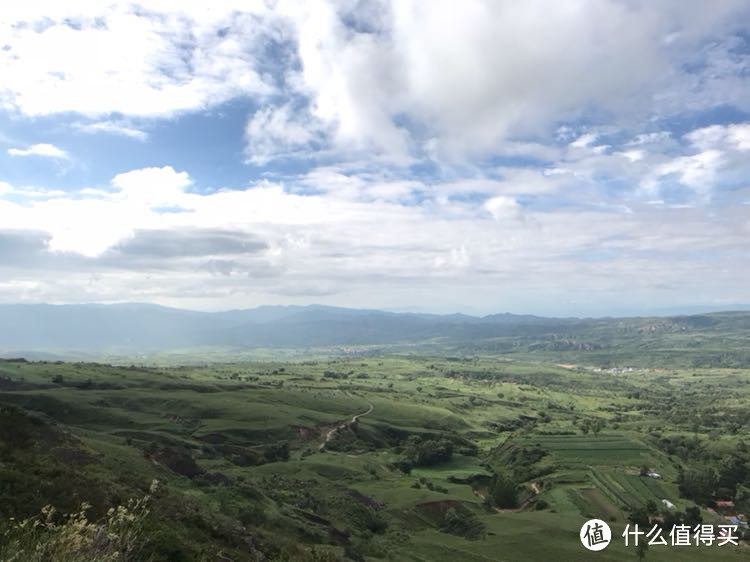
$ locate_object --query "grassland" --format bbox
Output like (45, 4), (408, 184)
(0, 355), (749, 560)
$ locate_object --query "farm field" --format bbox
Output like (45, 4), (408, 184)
(0, 355), (749, 560)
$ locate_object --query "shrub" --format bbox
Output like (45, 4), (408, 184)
(441, 507), (485, 540)
(402, 437), (453, 467)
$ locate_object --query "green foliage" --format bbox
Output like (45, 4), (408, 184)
(263, 440), (290, 462)
(627, 506), (650, 527)
(488, 472), (518, 509)
(1, 354), (749, 561)
(440, 507), (485, 540)
(0, 482), (156, 562)
(677, 467), (718, 504)
(717, 454), (749, 493)
(489, 442), (548, 482)
(402, 436), (453, 467)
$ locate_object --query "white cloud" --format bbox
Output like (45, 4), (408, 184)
(279, 0), (412, 160)
(570, 133), (599, 149)
(0, 2), (275, 117)
(0, 166), (192, 256)
(637, 123), (750, 200)
(627, 132), (672, 146)
(687, 123), (750, 152)
(245, 104), (321, 164)
(7, 143), (68, 158)
(659, 150), (724, 195)
(618, 149), (645, 162)
(728, 124), (750, 151)
(111, 166), (192, 207)
(1, 1), (747, 165)
(1, 165), (749, 314)
(433, 245), (471, 270)
(277, 0), (748, 161)
(74, 121), (148, 141)
(0, 2), (749, 314)
(484, 196), (520, 221)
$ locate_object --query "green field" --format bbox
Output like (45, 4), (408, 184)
(0, 355), (748, 560)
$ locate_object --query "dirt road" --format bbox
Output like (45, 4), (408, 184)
(319, 402), (373, 451)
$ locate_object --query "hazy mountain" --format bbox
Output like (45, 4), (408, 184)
(1, 303), (750, 356)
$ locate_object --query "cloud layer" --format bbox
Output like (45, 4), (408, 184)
(0, 1), (749, 315)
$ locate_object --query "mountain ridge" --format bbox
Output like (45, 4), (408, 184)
(2, 302), (750, 357)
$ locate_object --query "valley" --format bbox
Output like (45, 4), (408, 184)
(1, 354), (748, 560)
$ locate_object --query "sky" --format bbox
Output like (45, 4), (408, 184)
(0, 0), (749, 317)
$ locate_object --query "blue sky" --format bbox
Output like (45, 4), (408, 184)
(0, 0), (749, 316)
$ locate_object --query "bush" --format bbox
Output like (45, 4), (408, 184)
(263, 441), (290, 462)
(391, 459), (413, 474)
(441, 507), (485, 540)
(402, 437), (453, 467)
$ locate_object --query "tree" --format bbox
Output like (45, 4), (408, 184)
(718, 455), (749, 492)
(592, 419), (605, 434)
(683, 506), (702, 528)
(402, 437), (453, 467)
(628, 506), (650, 527)
(662, 509), (681, 530)
(678, 467), (718, 505)
(489, 472), (518, 509)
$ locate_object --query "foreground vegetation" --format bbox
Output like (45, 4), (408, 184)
(0, 354), (748, 560)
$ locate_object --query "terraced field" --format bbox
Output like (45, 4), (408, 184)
(518, 433), (653, 466)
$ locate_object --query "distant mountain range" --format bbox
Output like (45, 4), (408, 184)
(2, 303), (750, 360)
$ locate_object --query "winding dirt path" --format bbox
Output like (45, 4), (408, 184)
(319, 402), (374, 451)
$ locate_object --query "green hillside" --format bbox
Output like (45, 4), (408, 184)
(1, 355), (748, 560)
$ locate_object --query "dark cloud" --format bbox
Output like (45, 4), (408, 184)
(0, 230), (52, 266)
(109, 228), (268, 259)
(205, 259), (238, 276)
(0, 228), (269, 275)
